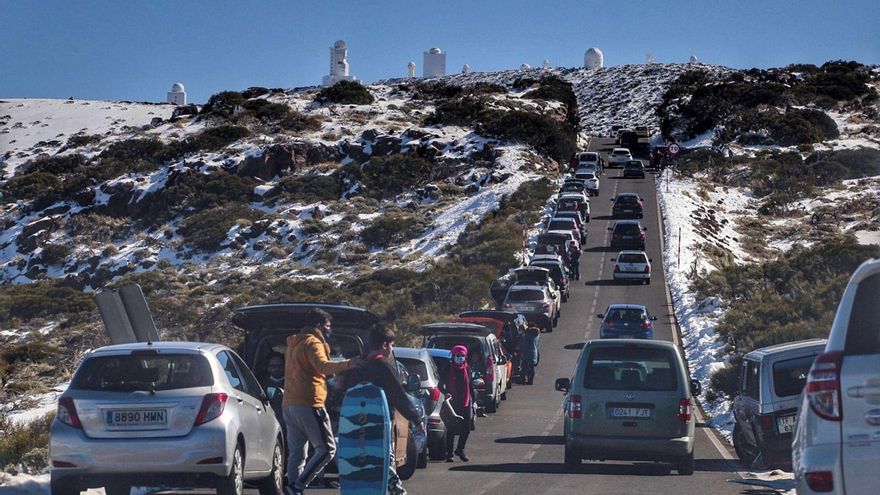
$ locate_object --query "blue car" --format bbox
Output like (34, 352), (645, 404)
(596, 304), (657, 339)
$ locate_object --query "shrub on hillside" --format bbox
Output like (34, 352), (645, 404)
(23, 154), (89, 175)
(62, 133), (102, 150)
(279, 111), (323, 133)
(523, 76), (580, 127)
(694, 236), (880, 352)
(136, 171), (257, 223)
(361, 154), (433, 199)
(424, 96), (487, 127)
(315, 81), (374, 105)
(0, 412), (53, 471)
(179, 204), (263, 251)
(181, 125), (250, 152)
(478, 110), (576, 162)
(266, 174), (341, 203)
(243, 99), (291, 122)
(360, 212), (429, 248)
(38, 244), (71, 265)
(0, 282), (94, 324)
(2, 172), (63, 201)
(201, 91), (247, 117)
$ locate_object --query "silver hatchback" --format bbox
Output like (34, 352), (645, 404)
(49, 342), (284, 495)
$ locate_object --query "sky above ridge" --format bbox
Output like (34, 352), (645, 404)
(2, 0), (879, 103)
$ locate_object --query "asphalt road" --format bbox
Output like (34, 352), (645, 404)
(398, 139), (747, 495)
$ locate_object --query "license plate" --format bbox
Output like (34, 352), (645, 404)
(777, 414), (797, 434)
(622, 235), (633, 239)
(609, 407), (651, 418)
(106, 409), (167, 427)
(623, 209), (632, 213)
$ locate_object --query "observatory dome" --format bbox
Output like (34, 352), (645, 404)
(584, 47), (604, 69)
(429, 47), (442, 54)
(334, 40), (347, 48)
(170, 82), (185, 93)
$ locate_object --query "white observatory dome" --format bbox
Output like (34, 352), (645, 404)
(462, 64), (471, 74)
(429, 47), (442, 54)
(521, 63), (532, 70)
(689, 54), (699, 64)
(334, 40), (347, 48)
(408, 61), (416, 68)
(170, 82), (185, 93)
(584, 47), (604, 69)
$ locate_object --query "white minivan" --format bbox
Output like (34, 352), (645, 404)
(792, 259), (880, 494)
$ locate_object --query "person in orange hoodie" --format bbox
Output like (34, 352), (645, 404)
(283, 308), (361, 495)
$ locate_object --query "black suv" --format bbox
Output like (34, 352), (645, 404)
(608, 220), (647, 251)
(611, 193), (644, 218)
(622, 160), (646, 179)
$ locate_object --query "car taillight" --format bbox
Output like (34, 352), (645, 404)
(678, 398), (692, 422)
(194, 393), (228, 426)
(569, 394), (582, 419)
(641, 321), (652, 330)
(561, 277), (568, 285)
(428, 418), (443, 425)
(427, 387), (441, 402)
(806, 351), (843, 421)
(613, 265), (620, 273)
(57, 397), (82, 429)
(639, 232), (646, 239)
(759, 413), (774, 433)
(643, 265), (650, 273)
(486, 357), (494, 382)
(503, 303), (513, 309)
(805, 471), (834, 492)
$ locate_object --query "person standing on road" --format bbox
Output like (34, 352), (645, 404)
(442, 345), (476, 462)
(567, 243), (581, 280)
(341, 324), (424, 495)
(283, 308), (362, 495)
(520, 325), (541, 385)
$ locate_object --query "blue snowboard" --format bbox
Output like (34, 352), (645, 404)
(338, 382), (391, 495)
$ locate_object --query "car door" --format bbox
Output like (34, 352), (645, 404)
(229, 350), (277, 472)
(735, 358), (762, 451)
(217, 350), (266, 473)
(839, 272), (880, 493)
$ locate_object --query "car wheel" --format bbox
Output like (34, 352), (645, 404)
(428, 433), (447, 461)
(50, 476), (79, 495)
(544, 322), (553, 333)
(485, 395), (497, 413)
(562, 293), (569, 303)
(564, 446), (580, 471)
(397, 430), (418, 480)
(104, 483), (131, 495)
(217, 443), (244, 495)
(553, 315), (559, 327)
(258, 438), (284, 495)
(733, 425), (757, 466)
(417, 446), (428, 469)
(677, 451), (695, 475)
(501, 389), (508, 400)
(644, 278), (650, 285)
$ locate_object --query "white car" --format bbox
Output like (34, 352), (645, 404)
(576, 152), (602, 171)
(611, 250), (652, 284)
(792, 259), (880, 495)
(573, 169), (600, 195)
(50, 342), (284, 495)
(608, 148), (633, 167)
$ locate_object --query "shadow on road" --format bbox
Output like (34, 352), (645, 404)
(450, 458), (741, 476)
(585, 279), (617, 286)
(589, 215), (616, 221)
(495, 435), (564, 445)
(584, 246), (615, 253)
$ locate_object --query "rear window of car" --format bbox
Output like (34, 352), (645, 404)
(844, 273), (880, 355)
(71, 353), (213, 391)
(548, 220), (575, 230)
(531, 263), (563, 279)
(616, 195), (638, 204)
(618, 253), (647, 263)
(612, 149), (629, 155)
(575, 173), (596, 180)
(605, 308), (647, 321)
(772, 355), (817, 397)
(579, 153), (597, 161)
(614, 224), (640, 234)
(507, 289), (544, 301)
(625, 162), (642, 168)
(398, 357), (430, 381)
(584, 347), (677, 391)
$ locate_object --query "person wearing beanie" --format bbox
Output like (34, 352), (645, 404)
(441, 345), (477, 462)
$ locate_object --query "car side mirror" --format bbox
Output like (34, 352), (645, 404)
(649, 258), (653, 262)
(651, 316), (657, 321)
(405, 374), (421, 393)
(642, 227), (648, 231)
(607, 227), (612, 231)
(609, 198), (615, 202)
(610, 258), (616, 262)
(555, 378), (570, 393)
(690, 379), (702, 397)
(596, 313), (604, 319)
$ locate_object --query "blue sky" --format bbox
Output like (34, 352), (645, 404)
(3, 0), (879, 103)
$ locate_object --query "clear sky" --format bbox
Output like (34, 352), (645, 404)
(3, 0), (879, 103)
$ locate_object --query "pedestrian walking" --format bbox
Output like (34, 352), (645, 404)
(441, 345), (477, 462)
(341, 324), (424, 495)
(282, 308), (362, 495)
(520, 325), (541, 385)
(567, 243), (581, 280)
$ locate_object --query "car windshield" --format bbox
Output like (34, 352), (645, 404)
(618, 253), (647, 263)
(398, 357), (430, 381)
(612, 150), (629, 155)
(772, 355), (816, 397)
(548, 220), (575, 231)
(605, 308), (647, 321)
(507, 289), (545, 301)
(71, 354), (214, 391)
(585, 347), (677, 391)
(617, 196), (638, 204)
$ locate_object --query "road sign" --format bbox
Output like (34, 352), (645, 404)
(667, 142), (681, 156)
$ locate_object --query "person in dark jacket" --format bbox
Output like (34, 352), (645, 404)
(567, 243), (581, 280)
(342, 324), (423, 495)
(259, 352), (286, 428)
(441, 345), (477, 462)
(519, 326), (541, 385)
